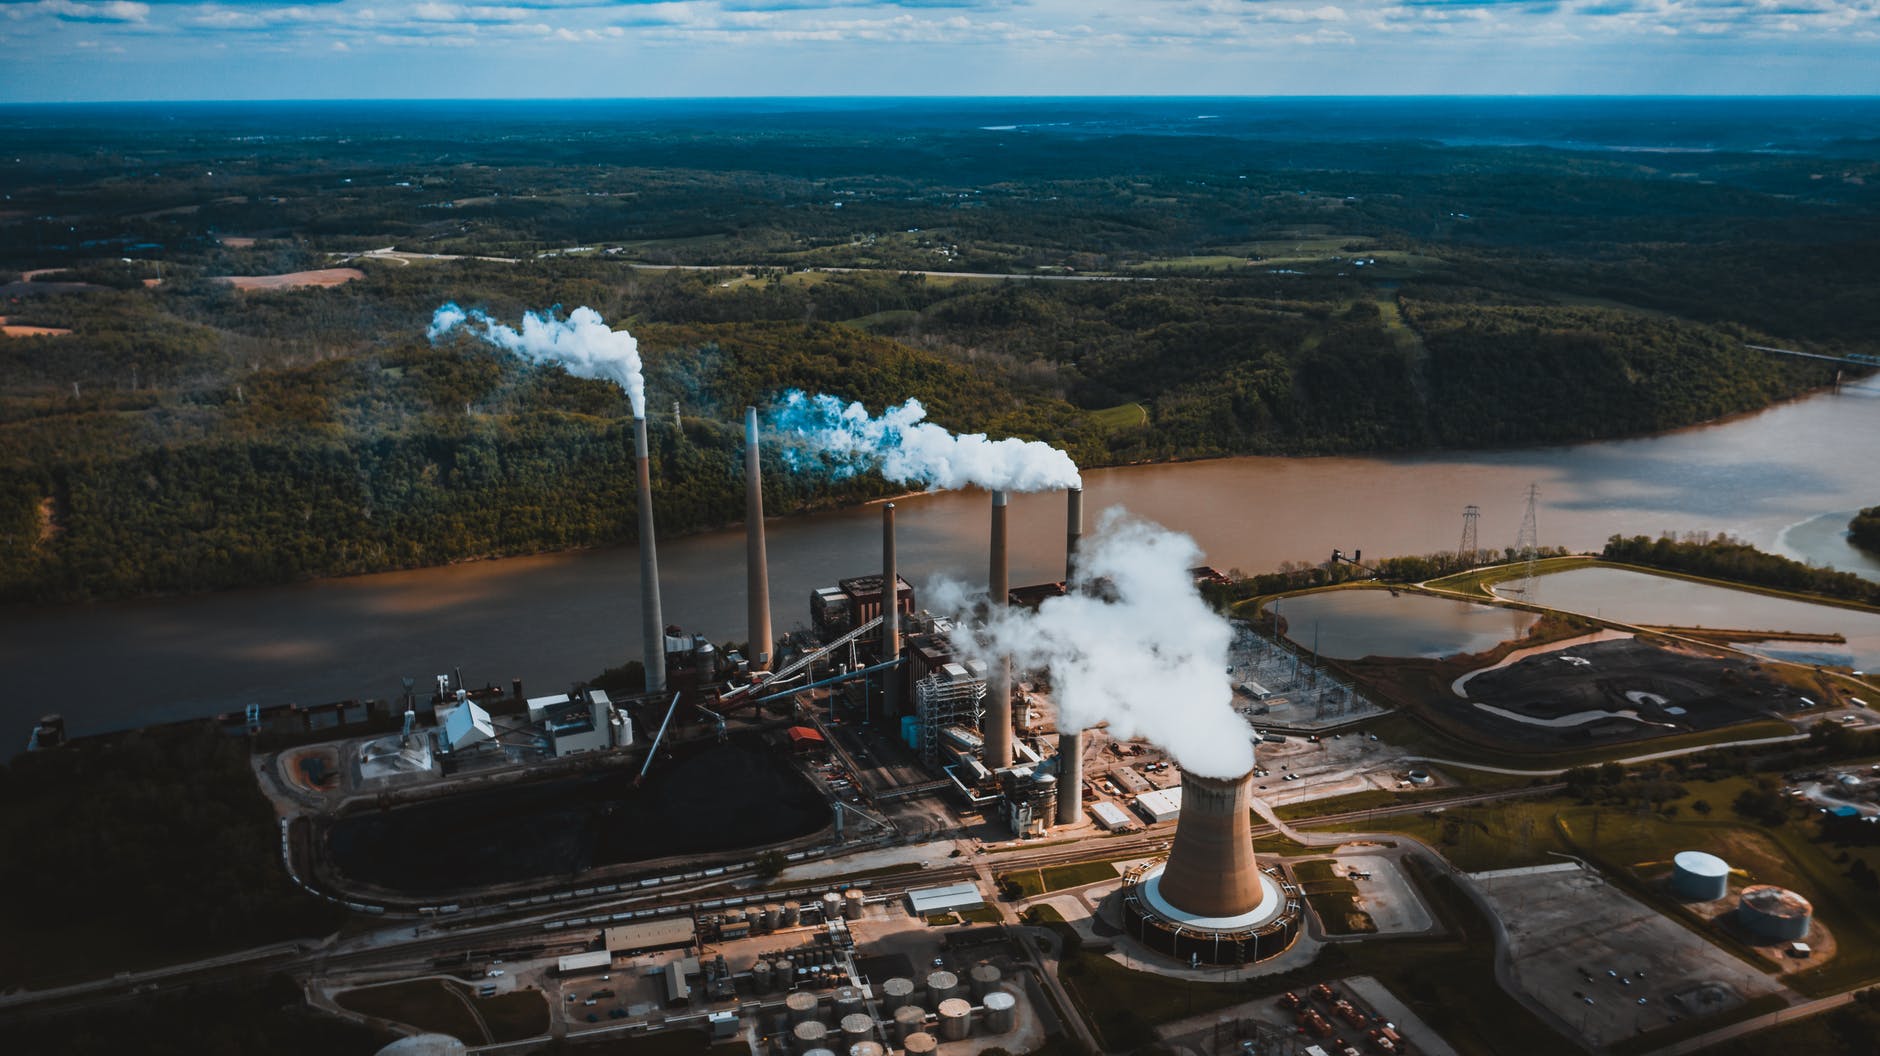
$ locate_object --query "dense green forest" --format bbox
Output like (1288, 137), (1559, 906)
(1852, 505), (1880, 556)
(1602, 533), (1880, 607)
(0, 723), (344, 988)
(1, 107), (1869, 601)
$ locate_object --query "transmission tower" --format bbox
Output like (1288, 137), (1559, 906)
(1458, 505), (1480, 567)
(1513, 483), (1540, 596)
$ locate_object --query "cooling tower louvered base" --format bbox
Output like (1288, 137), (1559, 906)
(1120, 861), (1303, 965)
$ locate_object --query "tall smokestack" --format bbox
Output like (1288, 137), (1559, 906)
(745, 407), (773, 671)
(882, 502), (901, 717)
(635, 416), (666, 694)
(986, 490), (1013, 769)
(1157, 768), (1262, 918)
(1056, 485), (1085, 826)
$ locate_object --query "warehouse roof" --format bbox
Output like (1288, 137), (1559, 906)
(906, 882), (985, 915)
(604, 917), (696, 953)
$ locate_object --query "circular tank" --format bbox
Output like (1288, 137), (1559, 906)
(925, 970), (959, 1004)
(833, 986), (864, 1017)
(839, 1013), (874, 1044)
(752, 959), (774, 993)
(936, 998), (972, 1041)
(821, 891), (843, 920)
(983, 989), (1017, 1034)
(1739, 884), (1813, 942)
(892, 1005), (927, 1042)
(764, 903), (783, 930)
(843, 888), (866, 920)
(782, 901), (802, 926)
(848, 1044), (885, 1056)
(802, 1050), (837, 1056)
(792, 1021), (829, 1049)
(902, 1033), (938, 1056)
(1672, 850), (1731, 901)
(968, 963), (1001, 998)
(881, 977), (918, 1011)
(785, 990), (822, 1025)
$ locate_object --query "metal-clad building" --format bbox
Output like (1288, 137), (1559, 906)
(605, 917), (696, 955)
(906, 882), (985, 916)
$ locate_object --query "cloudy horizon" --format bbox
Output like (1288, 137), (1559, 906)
(1, 0), (1877, 102)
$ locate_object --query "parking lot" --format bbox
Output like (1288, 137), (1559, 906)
(1473, 863), (1788, 1047)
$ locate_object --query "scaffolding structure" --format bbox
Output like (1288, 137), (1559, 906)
(913, 668), (986, 766)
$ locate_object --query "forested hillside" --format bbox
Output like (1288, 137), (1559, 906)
(1, 103), (1867, 601)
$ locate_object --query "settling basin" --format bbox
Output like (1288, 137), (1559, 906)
(1274, 590), (1538, 660)
(1502, 567), (1880, 671)
(325, 735), (827, 895)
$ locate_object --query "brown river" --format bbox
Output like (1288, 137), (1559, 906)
(7, 381), (1879, 738)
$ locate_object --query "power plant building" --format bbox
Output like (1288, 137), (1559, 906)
(1134, 787), (1183, 824)
(438, 699), (495, 752)
(1121, 768), (1302, 965)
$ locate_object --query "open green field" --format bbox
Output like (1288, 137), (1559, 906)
(1001, 859), (1126, 898)
(1293, 860), (1377, 934)
(1087, 401), (1149, 430)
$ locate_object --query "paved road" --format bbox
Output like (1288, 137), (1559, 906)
(1643, 989), (1860, 1056)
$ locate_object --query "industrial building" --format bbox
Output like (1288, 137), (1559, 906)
(604, 917), (697, 956)
(1121, 768), (1303, 964)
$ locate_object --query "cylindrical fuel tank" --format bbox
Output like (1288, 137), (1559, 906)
(792, 1021), (829, 1050)
(936, 998), (972, 1041)
(968, 963), (1001, 999)
(785, 990), (821, 1025)
(984, 989), (1017, 1034)
(924, 970), (959, 1005)
(839, 1013), (874, 1045)
(892, 1006), (927, 1042)
(902, 1033), (938, 1056)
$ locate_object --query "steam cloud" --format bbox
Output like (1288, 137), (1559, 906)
(428, 303), (646, 418)
(767, 389), (1081, 492)
(935, 509), (1256, 779)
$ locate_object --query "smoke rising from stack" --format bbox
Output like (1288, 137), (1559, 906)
(934, 508), (1256, 779)
(766, 390), (1081, 493)
(428, 303), (646, 418)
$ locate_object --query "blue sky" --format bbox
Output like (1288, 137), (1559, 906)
(1, 0), (1876, 101)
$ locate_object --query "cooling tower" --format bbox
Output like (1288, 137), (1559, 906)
(744, 407), (773, 671)
(634, 415), (666, 694)
(883, 502), (901, 716)
(1158, 768), (1263, 918)
(985, 490), (1013, 769)
(1056, 485), (1085, 826)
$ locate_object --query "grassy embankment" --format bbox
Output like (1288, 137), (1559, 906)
(1000, 860), (1134, 899)
(337, 978), (548, 1044)
(1292, 859), (1377, 935)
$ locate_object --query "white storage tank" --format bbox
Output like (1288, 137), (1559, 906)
(786, 990), (822, 1025)
(968, 963), (1001, 998)
(792, 1021), (829, 1050)
(848, 1042), (885, 1056)
(983, 989), (1017, 1034)
(892, 1005), (927, 1042)
(1671, 850), (1731, 901)
(881, 977), (918, 1012)
(822, 891), (843, 920)
(936, 998), (972, 1041)
(1739, 885), (1813, 942)
(802, 1049), (837, 1056)
(833, 986), (864, 1018)
(839, 1013), (874, 1045)
(925, 970), (959, 1004)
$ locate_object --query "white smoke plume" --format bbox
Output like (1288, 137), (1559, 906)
(934, 508), (1256, 779)
(428, 303), (646, 418)
(767, 389), (1081, 492)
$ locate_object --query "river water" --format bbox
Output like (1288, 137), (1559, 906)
(7, 382), (1878, 737)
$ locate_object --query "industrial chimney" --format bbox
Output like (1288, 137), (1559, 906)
(882, 502), (901, 717)
(745, 407), (773, 671)
(1156, 768), (1263, 918)
(634, 415), (667, 694)
(985, 490), (1013, 769)
(1056, 485), (1085, 826)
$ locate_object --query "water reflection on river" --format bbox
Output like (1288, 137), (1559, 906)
(5, 383), (1877, 736)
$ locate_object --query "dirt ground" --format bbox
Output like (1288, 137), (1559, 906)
(1447, 638), (1789, 750)
(0, 316), (73, 337)
(215, 267), (364, 290)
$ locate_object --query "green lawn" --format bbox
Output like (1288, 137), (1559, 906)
(1001, 859), (1129, 899)
(1087, 401), (1148, 430)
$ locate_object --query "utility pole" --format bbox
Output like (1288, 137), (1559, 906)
(1458, 504), (1480, 567)
(1514, 483), (1541, 597)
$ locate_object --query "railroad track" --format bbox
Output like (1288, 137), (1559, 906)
(0, 782), (1558, 1023)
